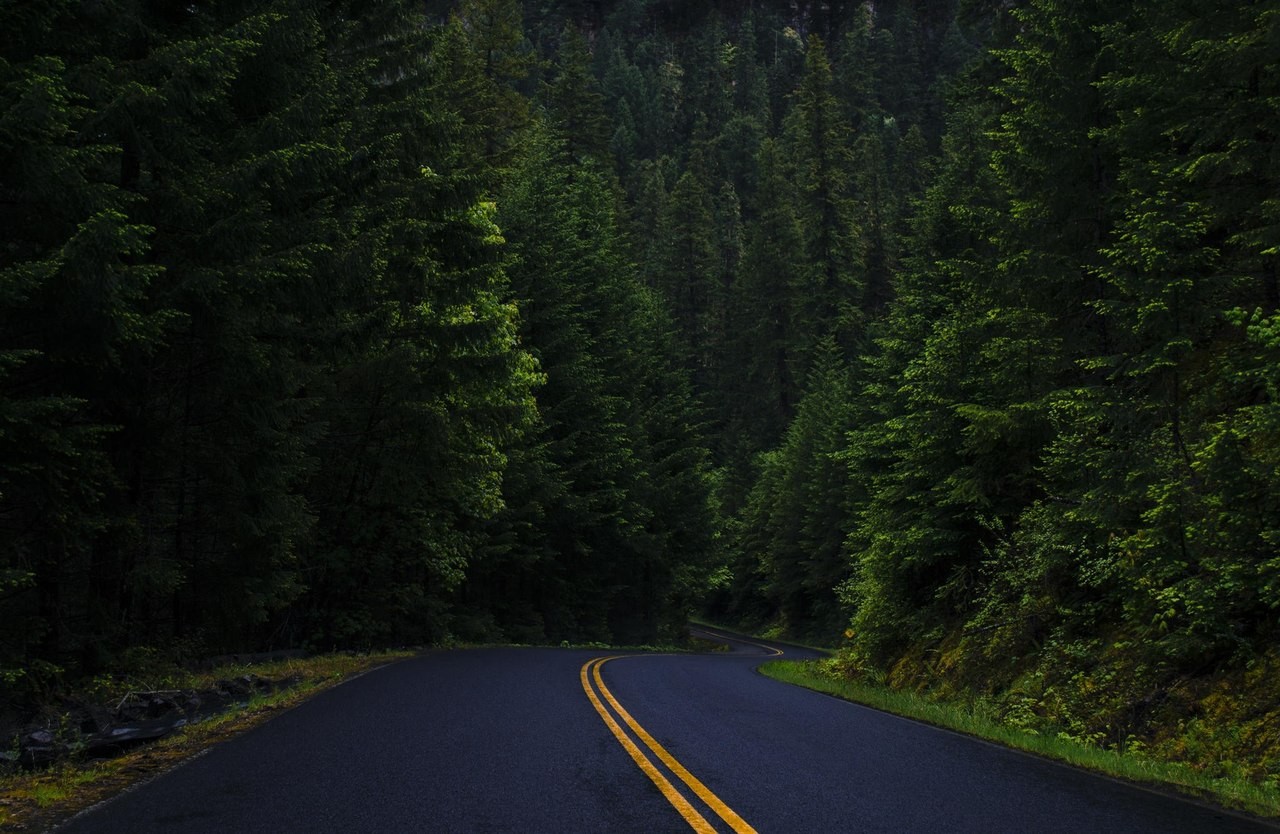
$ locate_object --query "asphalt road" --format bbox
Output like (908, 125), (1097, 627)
(57, 627), (1278, 833)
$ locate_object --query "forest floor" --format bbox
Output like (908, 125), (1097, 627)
(0, 651), (417, 831)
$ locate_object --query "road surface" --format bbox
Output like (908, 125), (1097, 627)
(57, 627), (1277, 832)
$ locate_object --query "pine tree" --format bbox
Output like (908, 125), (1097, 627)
(0, 1), (164, 672)
(722, 138), (804, 481)
(742, 338), (855, 641)
(489, 122), (714, 643)
(299, 1), (538, 647)
(543, 23), (612, 163)
(454, 0), (538, 172)
(843, 87), (1012, 663)
(652, 168), (719, 394)
(783, 35), (863, 366)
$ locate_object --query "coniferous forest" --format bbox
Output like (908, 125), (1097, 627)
(4, 0), (1279, 786)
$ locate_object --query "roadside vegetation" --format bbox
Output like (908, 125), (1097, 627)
(0, 652), (414, 831)
(761, 658), (1280, 821)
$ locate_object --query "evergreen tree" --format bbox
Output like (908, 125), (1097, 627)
(1018, 0), (1280, 666)
(730, 10), (770, 127)
(843, 87), (1010, 662)
(722, 138), (804, 478)
(853, 125), (897, 315)
(0, 1), (165, 673)
(783, 35), (863, 365)
(832, 3), (882, 133)
(300, 1), (538, 647)
(449, 0), (539, 174)
(741, 339), (855, 641)
(488, 122), (714, 643)
(1, 0), (349, 665)
(883, 2), (927, 129)
(652, 168), (719, 394)
(543, 23), (612, 163)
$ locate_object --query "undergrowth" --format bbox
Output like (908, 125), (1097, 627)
(760, 658), (1280, 820)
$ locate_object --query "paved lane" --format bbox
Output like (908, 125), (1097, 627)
(605, 627), (1275, 833)
(58, 631), (1277, 833)
(58, 648), (673, 833)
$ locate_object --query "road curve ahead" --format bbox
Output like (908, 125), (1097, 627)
(59, 629), (1276, 833)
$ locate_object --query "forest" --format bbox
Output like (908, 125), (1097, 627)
(3, 0), (1278, 786)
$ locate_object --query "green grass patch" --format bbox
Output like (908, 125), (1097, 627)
(28, 768), (98, 807)
(759, 659), (1280, 821)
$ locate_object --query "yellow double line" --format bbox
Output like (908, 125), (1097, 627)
(580, 656), (757, 834)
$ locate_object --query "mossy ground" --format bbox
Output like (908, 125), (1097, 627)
(761, 655), (1280, 821)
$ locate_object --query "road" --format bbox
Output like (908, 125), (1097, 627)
(57, 627), (1276, 833)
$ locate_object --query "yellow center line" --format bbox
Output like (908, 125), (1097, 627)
(582, 655), (759, 834)
(580, 657), (717, 834)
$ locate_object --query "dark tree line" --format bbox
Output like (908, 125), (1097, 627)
(588, 0), (1277, 778)
(459, 0), (1276, 780)
(0, 0), (720, 696)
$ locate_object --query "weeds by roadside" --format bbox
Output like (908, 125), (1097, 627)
(0, 651), (415, 831)
(759, 658), (1280, 821)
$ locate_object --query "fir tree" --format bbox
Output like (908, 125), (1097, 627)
(783, 35), (863, 366)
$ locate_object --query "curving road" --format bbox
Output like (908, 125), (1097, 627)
(57, 628), (1277, 833)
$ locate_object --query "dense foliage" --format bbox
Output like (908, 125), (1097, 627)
(0, 0), (718, 694)
(5, 0), (1279, 785)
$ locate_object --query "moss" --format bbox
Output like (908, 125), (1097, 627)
(1145, 652), (1280, 785)
(763, 657), (1280, 818)
(840, 618), (1280, 806)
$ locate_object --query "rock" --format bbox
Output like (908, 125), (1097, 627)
(197, 690), (234, 716)
(3, 666), (305, 771)
(58, 696), (114, 736)
(243, 674), (270, 691)
(179, 692), (202, 717)
(115, 699), (149, 723)
(24, 729), (55, 746)
(215, 674), (270, 698)
(145, 694), (180, 718)
(0, 749), (18, 776)
(19, 731), (68, 768)
(84, 716), (188, 756)
(216, 678), (252, 698)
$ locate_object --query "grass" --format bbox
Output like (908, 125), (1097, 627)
(0, 650), (416, 831)
(759, 658), (1280, 822)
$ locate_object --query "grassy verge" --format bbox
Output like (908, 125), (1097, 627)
(0, 651), (416, 831)
(759, 658), (1280, 821)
